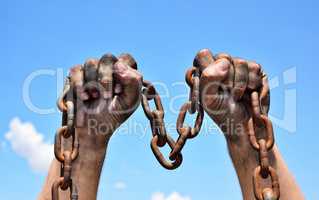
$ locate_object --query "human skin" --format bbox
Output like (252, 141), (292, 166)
(38, 53), (142, 200)
(39, 50), (304, 200)
(196, 49), (304, 200)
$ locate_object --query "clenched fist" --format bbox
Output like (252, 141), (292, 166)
(196, 49), (269, 136)
(68, 53), (142, 136)
(195, 49), (303, 200)
(38, 53), (142, 200)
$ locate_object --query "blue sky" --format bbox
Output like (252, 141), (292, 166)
(1, 0), (318, 199)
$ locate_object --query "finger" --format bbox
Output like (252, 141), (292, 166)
(259, 69), (270, 114)
(111, 53), (138, 95)
(68, 65), (87, 127)
(246, 61), (269, 114)
(83, 59), (100, 99)
(69, 65), (89, 101)
(215, 53), (234, 89)
(214, 52), (232, 62)
(247, 61), (262, 90)
(118, 53), (138, 70)
(200, 58), (231, 118)
(83, 59), (99, 82)
(232, 58), (249, 101)
(69, 65), (84, 87)
(200, 58), (231, 94)
(193, 49), (215, 72)
(111, 59), (142, 113)
(98, 54), (118, 99)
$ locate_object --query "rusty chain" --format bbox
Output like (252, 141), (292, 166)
(50, 54), (281, 200)
(141, 80), (182, 170)
(141, 65), (204, 170)
(52, 77), (79, 200)
(248, 91), (280, 200)
(169, 67), (204, 161)
(142, 58), (280, 199)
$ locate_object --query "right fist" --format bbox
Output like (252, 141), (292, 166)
(196, 49), (270, 137)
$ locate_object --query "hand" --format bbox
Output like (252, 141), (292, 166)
(195, 49), (270, 139)
(196, 49), (271, 198)
(38, 53), (142, 200)
(70, 53), (142, 136)
(195, 49), (303, 200)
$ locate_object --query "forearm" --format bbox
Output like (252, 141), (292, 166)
(38, 128), (110, 200)
(226, 135), (304, 200)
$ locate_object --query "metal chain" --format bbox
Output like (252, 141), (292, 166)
(52, 77), (79, 200)
(248, 91), (280, 200)
(141, 66), (204, 170)
(141, 80), (183, 170)
(50, 57), (280, 200)
(169, 67), (204, 161)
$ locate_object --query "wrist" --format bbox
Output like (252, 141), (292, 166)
(70, 127), (110, 197)
(223, 125), (304, 200)
(38, 128), (110, 200)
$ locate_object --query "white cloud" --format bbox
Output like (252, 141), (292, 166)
(114, 181), (127, 190)
(151, 192), (191, 200)
(5, 117), (53, 173)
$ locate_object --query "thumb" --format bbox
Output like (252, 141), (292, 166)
(195, 49), (230, 95)
(200, 58), (231, 95)
(111, 55), (142, 115)
(199, 55), (231, 121)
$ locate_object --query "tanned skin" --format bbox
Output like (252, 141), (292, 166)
(38, 53), (142, 200)
(38, 51), (304, 200)
(197, 49), (304, 200)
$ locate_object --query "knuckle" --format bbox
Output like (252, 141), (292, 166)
(233, 58), (247, 66)
(255, 63), (262, 72)
(69, 65), (83, 84)
(215, 53), (232, 62)
(70, 64), (82, 72)
(120, 70), (142, 85)
(84, 58), (98, 67)
(248, 61), (262, 74)
(201, 58), (230, 80)
(193, 48), (214, 69)
(118, 53), (137, 70)
(100, 53), (118, 64)
(83, 59), (99, 82)
(196, 48), (211, 56)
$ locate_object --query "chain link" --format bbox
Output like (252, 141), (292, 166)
(169, 67), (204, 160)
(141, 80), (183, 169)
(52, 77), (79, 200)
(185, 67), (200, 114)
(51, 57), (281, 200)
(248, 91), (280, 200)
(141, 65), (204, 170)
